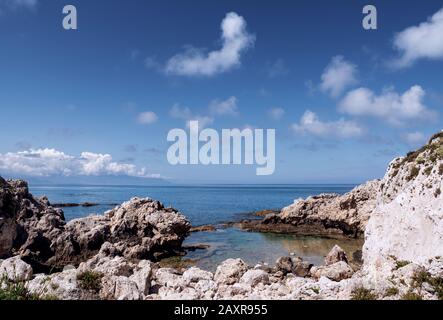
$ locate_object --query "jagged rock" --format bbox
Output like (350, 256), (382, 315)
(214, 258), (249, 285)
(310, 261), (354, 281)
(100, 275), (141, 300)
(240, 269), (269, 286)
(28, 269), (83, 300)
(78, 254), (135, 277)
(237, 180), (379, 237)
(274, 256), (293, 274)
(154, 268), (186, 289)
(363, 132), (443, 275)
(293, 261), (313, 277)
(182, 267), (213, 284)
(0, 177), (191, 272)
(325, 245), (348, 266)
(129, 260), (153, 296)
(0, 256), (33, 281)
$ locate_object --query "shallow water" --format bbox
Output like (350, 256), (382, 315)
(183, 229), (363, 271)
(30, 184), (362, 270)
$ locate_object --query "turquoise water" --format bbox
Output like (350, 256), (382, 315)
(30, 184), (362, 270)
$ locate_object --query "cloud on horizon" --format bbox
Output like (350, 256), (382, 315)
(0, 148), (161, 179)
(165, 12), (255, 76)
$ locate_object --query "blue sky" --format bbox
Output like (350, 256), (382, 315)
(0, 0), (442, 184)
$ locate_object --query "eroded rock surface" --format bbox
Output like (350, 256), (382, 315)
(0, 178), (190, 272)
(238, 180), (380, 237)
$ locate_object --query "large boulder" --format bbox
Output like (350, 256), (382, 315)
(240, 269), (269, 287)
(0, 256), (33, 281)
(214, 258), (249, 285)
(310, 261), (354, 282)
(325, 245), (348, 266)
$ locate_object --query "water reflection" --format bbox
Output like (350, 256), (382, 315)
(179, 228), (363, 271)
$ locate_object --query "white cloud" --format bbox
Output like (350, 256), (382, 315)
(137, 111), (158, 124)
(339, 85), (435, 126)
(320, 56), (358, 98)
(0, 148), (160, 178)
(268, 107), (285, 120)
(165, 12), (255, 76)
(291, 110), (363, 138)
(209, 96), (238, 116)
(402, 131), (427, 146)
(393, 7), (443, 68)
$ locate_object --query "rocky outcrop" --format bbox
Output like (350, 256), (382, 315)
(363, 132), (443, 276)
(0, 178), (190, 272)
(238, 180), (379, 238)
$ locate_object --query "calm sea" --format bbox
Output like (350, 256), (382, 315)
(30, 184), (363, 270)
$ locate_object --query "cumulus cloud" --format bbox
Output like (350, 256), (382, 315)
(165, 12), (255, 76)
(320, 56), (358, 98)
(393, 7), (443, 68)
(339, 85), (435, 126)
(0, 148), (160, 178)
(291, 110), (363, 138)
(137, 111), (158, 124)
(402, 131), (427, 146)
(268, 107), (285, 120)
(208, 96), (238, 116)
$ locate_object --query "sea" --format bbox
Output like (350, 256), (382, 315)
(30, 184), (363, 271)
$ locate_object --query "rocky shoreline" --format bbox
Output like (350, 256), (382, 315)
(1, 131), (442, 300)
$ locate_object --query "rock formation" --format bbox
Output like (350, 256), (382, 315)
(238, 179), (380, 237)
(363, 131), (443, 276)
(0, 178), (190, 272)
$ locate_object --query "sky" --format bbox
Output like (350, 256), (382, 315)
(0, 0), (443, 184)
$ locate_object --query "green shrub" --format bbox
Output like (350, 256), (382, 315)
(351, 287), (377, 300)
(395, 260), (411, 270)
(412, 270), (443, 300)
(0, 275), (40, 300)
(77, 271), (103, 292)
(401, 291), (423, 300)
(416, 157), (425, 165)
(407, 166), (420, 181)
(424, 166), (433, 176)
(385, 287), (399, 297)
